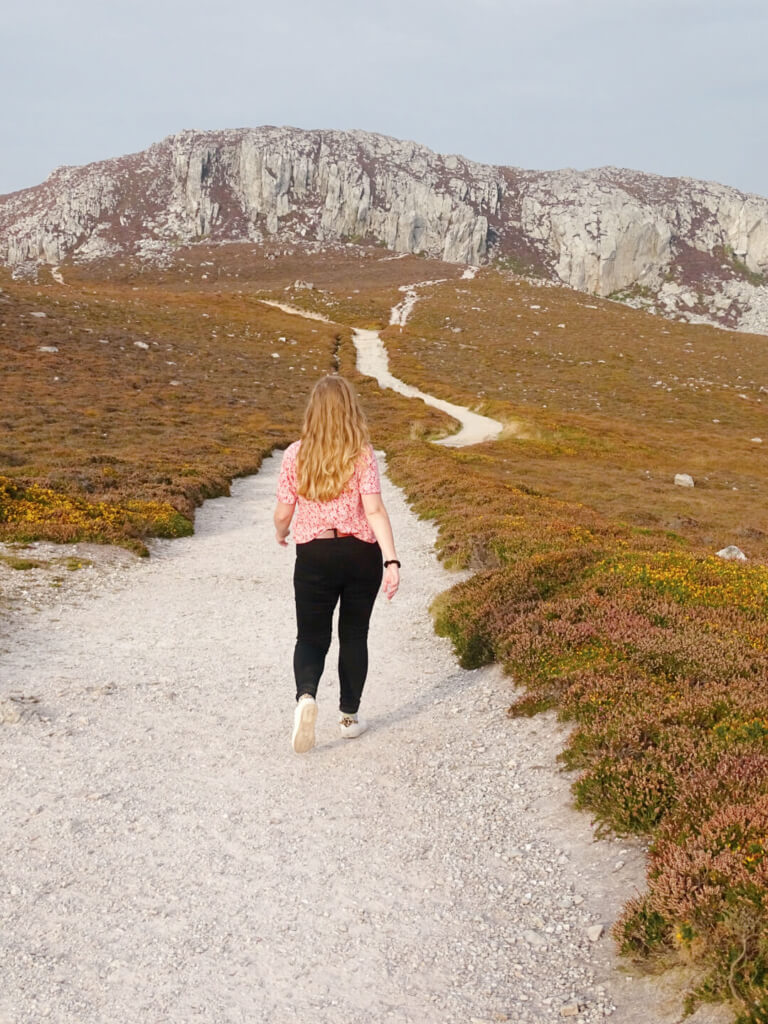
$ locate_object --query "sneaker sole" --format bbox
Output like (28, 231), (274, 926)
(292, 700), (318, 753)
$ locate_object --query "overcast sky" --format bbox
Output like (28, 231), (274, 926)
(2, 0), (766, 197)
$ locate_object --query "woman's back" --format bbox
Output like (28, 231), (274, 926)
(276, 440), (380, 545)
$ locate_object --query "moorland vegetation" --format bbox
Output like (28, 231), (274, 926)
(1, 243), (767, 1021)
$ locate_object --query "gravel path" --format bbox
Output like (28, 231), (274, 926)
(352, 327), (502, 446)
(0, 455), (731, 1024)
(260, 294), (504, 445)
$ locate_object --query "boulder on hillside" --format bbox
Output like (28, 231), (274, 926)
(716, 545), (747, 561)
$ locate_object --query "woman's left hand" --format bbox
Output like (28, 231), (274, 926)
(382, 565), (399, 600)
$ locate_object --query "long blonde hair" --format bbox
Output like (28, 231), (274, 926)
(297, 375), (370, 501)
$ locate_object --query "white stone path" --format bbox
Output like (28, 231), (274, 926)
(261, 290), (503, 447)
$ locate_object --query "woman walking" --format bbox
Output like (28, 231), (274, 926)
(274, 375), (400, 753)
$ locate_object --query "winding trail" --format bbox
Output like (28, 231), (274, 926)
(352, 326), (501, 447)
(261, 291), (503, 446)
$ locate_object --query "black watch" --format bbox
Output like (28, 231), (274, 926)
(383, 559), (401, 568)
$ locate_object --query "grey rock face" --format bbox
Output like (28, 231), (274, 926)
(0, 128), (494, 268)
(1, 126), (767, 332)
(517, 167), (768, 298)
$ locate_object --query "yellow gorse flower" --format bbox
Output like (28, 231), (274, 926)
(0, 475), (190, 544)
(604, 551), (768, 616)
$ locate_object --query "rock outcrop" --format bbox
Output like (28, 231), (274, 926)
(0, 129), (496, 269)
(1, 126), (767, 332)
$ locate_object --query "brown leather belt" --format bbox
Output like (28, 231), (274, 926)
(316, 528), (354, 539)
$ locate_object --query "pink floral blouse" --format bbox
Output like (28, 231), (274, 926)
(276, 441), (381, 544)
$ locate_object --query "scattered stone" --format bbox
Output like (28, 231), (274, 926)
(134, 340), (149, 350)
(674, 473), (694, 487)
(751, 437), (762, 443)
(716, 545), (747, 561)
(38, 345), (58, 353)
(586, 924), (604, 942)
(560, 1004), (580, 1017)
(29, 311), (47, 318)
(523, 928), (547, 948)
(0, 700), (22, 725)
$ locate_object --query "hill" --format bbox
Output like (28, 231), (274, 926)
(2, 126), (768, 333)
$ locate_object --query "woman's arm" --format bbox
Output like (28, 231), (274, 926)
(274, 501), (295, 546)
(362, 492), (399, 600)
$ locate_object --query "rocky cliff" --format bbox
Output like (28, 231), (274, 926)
(2, 126), (767, 332)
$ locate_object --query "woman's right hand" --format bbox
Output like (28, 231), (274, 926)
(382, 564), (399, 601)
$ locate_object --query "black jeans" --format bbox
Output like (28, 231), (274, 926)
(293, 537), (383, 714)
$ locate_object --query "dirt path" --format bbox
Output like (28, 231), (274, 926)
(353, 326), (502, 446)
(262, 292), (503, 446)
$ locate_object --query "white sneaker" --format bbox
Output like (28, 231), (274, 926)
(339, 713), (368, 739)
(292, 695), (318, 753)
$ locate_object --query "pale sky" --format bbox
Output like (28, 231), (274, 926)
(2, 0), (766, 197)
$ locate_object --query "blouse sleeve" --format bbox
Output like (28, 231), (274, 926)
(276, 444), (298, 504)
(358, 445), (381, 495)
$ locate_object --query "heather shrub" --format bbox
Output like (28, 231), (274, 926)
(606, 551), (768, 617)
(430, 570), (500, 669)
(432, 546), (602, 670)
(662, 754), (768, 839)
(616, 895), (673, 958)
(574, 753), (677, 834)
(391, 436), (768, 1019)
(640, 796), (768, 1015)
(0, 475), (192, 554)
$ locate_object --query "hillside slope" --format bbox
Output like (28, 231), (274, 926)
(2, 242), (767, 1019)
